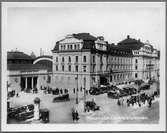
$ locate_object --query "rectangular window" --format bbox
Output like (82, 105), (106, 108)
(70, 45), (72, 50)
(93, 56), (95, 63)
(76, 56), (78, 62)
(69, 56), (71, 62)
(83, 66), (86, 72)
(61, 45), (63, 50)
(56, 65), (58, 71)
(83, 56), (86, 62)
(136, 59), (138, 63)
(93, 65), (95, 72)
(56, 57), (58, 62)
(62, 65), (64, 71)
(135, 65), (138, 70)
(75, 65), (78, 72)
(62, 57), (64, 62)
(47, 76), (51, 83)
(69, 65), (71, 72)
(135, 73), (138, 78)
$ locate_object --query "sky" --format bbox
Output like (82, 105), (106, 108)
(4, 2), (165, 56)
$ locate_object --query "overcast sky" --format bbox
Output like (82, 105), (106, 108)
(4, 2), (165, 56)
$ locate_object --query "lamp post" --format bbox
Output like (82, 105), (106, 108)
(75, 75), (78, 104)
(84, 77), (86, 112)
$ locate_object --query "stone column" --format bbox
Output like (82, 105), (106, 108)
(25, 77), (27, 90)
(32, 77), (34, 89)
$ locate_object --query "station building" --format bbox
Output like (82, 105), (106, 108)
(7, 51), (52, 93)
(52, 33), (160, 91)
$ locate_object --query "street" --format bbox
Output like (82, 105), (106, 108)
(8, 82), (159, 124)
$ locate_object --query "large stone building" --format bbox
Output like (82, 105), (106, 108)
(52, 33), (159, 91)
(118, 35), (160, 82)
(7, 51), (52, 93)
(8, 33), (159, 93)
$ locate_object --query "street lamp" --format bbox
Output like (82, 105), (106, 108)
(75, 75), (78, 104)
(84, 77), (86, 112)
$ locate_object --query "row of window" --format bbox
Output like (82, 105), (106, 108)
(56, 55), (132, 64)
(56, 56), (86, 63)
(60, 44), (80, 50)
(54, 76), (86, 82)
(55, 65), (86, 72)
(55, 63), (132, 73)
(110, 73), (131, 81)
(95, 56), (132, 64)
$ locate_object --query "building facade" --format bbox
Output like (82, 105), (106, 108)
(7, 51), (52, 93)
(52, 33), (159, 91)
(118, 35), (160, 82)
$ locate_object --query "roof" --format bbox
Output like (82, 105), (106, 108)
(7, 63), (48, 71)
(7, 51), (33, 60)
(52, 41), (59, 52)
(82, 40), (96, 50)
(35, 55), (52, 60)
(117, 35), (145, 50)
(72, 33), (97, 41)
(52, 33), (97, 52)
(108, 44), (133, 56)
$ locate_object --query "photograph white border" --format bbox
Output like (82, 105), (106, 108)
(1, 2), (166, 131)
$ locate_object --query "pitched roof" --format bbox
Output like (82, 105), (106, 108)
(7, 63), (47, 71)
(72, 33), (97, 41)
(52, 41), (59, 51)
(7, 51), (33, 60)
(108, 44), (133, 56)
(117, 35), (144, 50)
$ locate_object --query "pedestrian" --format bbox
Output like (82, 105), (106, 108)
(148, 98), (152, 108)
(16, 92), (19, 97)
(75, 110), (79, 121)
(117, 99), (121, 106)
(127, 99), (130, 107)
(73, 88), (75, 94)
(72, 108), (75, 121)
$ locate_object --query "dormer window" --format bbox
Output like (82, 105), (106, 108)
(61, 45), (63, 50)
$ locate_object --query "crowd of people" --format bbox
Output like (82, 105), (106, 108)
(117, 90), (159, 108)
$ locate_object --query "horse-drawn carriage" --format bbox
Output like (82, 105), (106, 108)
(52, 93), (70, 102)
(85, 101), (100, 111)
(107, 90), (120, 99)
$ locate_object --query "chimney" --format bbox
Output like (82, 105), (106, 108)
(127, 35), (130, 39)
